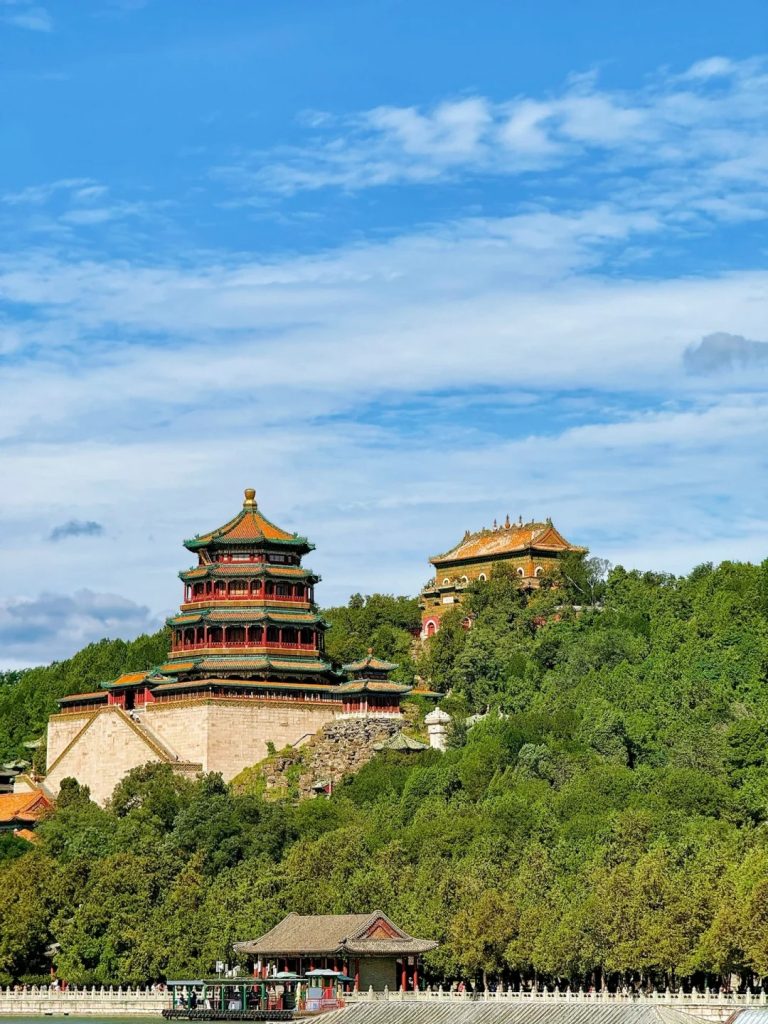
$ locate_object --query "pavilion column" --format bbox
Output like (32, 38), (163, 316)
(401, 962), (407, 992)
(413, 961), (419, 991)
(354, 960), (360, 991)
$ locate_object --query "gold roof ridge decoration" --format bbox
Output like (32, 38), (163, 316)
(430, 517), (586, 566)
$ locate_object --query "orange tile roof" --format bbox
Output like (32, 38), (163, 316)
(112, 671), (149, 686)
(187, 490), (308, 549)
(0, 790), (53, 824)
(13, 828), (39, 843)
(431, 520), (586, 565)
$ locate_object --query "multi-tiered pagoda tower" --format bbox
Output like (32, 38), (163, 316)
(163, 487), (335, 690)
(44, 489), (413, 805)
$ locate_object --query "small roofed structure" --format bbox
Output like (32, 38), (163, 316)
(0, 789), (53, 839)
(234, 911), (437, 992)
(338, 651), (413, 716)
(373, 732), (429, 753)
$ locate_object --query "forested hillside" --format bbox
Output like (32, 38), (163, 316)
(3, 560), (768, 991)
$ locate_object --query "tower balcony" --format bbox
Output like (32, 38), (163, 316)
(184, 583), (315, 604)
(183, 592), (311, 606)
(171, 623), (322, 655)
(171, 641), (320, 654)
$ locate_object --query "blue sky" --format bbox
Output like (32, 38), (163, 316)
(1, 0), (767, 667)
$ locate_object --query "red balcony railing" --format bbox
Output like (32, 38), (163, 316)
(172, 641), (319, 653)
(185, 591), (310, 603)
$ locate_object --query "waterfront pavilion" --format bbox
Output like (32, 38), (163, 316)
(233, 911), (437, 992)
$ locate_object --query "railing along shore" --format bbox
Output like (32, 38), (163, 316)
(344, 986), (768, 1008)
(1, 984), (768, 1018)
(0, 985), (171, 1016)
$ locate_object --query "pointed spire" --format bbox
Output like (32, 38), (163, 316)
(505, 514), (511, 529)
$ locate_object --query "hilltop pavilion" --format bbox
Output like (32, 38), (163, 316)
(419, 516), (586, 636)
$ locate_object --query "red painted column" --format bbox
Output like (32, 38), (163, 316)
(401, 963), (407, 992)
(413, 963), (419, 991)
(354, 960), (360, 991)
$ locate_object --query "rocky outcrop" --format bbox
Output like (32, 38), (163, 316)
(233, 718), (404, 800)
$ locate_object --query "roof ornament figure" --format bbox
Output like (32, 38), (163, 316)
(493, 518), (498, 530)
(518, 515), (523, 526)
(505, 514), (511, 529)
(243, 487), (257, 507)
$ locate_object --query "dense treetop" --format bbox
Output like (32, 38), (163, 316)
(2, 558), (768, 990)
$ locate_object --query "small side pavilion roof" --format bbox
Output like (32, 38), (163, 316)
(234, 911), (437, 958)
(343, 652), (398, 674)
(373, 732), (429, 752)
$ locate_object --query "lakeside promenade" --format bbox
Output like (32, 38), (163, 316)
(2, 986), (768, 1019)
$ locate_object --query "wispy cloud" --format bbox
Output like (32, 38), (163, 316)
(0, 0), (53, 32)
(48, 520), (105, 542)
(216, 56), (768, 232)
(1, 52), (767, 667)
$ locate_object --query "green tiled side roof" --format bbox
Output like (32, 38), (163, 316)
(166, 609), (325, 628)
(196, 655), (332, 674)
(343, 652), (399, 674)
(337, 680), (412, 695)
(180, 564), (320, 583)
(150, 678), (339, 695)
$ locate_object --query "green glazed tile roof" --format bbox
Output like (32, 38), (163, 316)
(343, 652), (399, 673)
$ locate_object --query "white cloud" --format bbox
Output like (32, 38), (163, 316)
(217, 56), (768, 204)
(0, 590), (160, 667)
(1, 55), (767, 667)
(0, 1), (53, 32)
(2, 179), (96, 206)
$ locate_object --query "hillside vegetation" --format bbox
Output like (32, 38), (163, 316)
(3, 559), (768, 991)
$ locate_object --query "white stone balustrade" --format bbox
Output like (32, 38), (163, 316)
(0, 984), (171, 1016)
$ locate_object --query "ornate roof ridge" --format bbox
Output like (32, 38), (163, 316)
(430, 517), (586, 564)
(184, 489), (312, 551)
(343, 650), (399, 673)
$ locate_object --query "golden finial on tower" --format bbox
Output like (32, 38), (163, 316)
(243, 487), (257, 507)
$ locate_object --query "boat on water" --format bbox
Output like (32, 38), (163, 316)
(162, 971), (350, 1020)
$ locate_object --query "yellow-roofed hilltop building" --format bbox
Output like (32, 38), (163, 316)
(419, 516), (586, 637)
